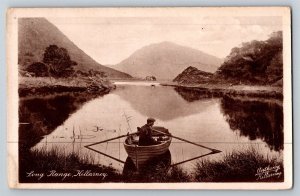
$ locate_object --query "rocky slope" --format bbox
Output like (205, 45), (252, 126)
(173, 66), (213, 84)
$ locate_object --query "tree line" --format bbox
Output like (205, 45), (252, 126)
(25, 44), (107, 78)
(217, 31), (283, 84)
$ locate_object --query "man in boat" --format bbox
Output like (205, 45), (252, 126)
(138, 118), (159, 146)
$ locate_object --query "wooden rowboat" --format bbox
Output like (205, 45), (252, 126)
(122, 150), (171, 179)
(124, 127), (172, 168)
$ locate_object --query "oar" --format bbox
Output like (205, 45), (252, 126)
(171, 151), (217, 167)
(84, 131), (139, 148)
(85, 145), (125, 164)
(152, 129), (222, 153)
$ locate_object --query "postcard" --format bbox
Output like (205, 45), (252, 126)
(7, 7), (292, 189)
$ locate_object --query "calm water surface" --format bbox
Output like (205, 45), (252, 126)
(26, 82), (283, 172)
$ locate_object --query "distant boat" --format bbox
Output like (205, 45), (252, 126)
(123, 127), (172, 168)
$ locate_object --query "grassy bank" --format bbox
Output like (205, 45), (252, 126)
(193, 149), (283, 182)
(20, 148), (283, 183)
(161, 82), (283, 99)
(19, 76), (114, 97)
(123, 165), (191, 183)
(121, 148), (283, 182)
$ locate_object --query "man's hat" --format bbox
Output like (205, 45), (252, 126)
(147, 117), (156, 123)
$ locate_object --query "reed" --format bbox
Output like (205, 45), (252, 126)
(193, 148), (283, 182)
(20, 147), (283, 183)
(164, 165), (191, 182)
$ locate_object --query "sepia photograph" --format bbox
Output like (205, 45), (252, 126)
(6, 7), (292, 189)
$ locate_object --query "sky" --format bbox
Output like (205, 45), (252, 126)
(47, 16), (282, 65)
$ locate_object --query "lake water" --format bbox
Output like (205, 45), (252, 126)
(21, 82), (283, 173)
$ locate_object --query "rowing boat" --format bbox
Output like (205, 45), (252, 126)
(123, 126), (172, 168)
(122, 150), (171, 179)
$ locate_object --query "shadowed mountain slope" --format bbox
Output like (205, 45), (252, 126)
(18, 18), (132, 79)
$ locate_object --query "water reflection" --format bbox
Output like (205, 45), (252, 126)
(19, 92), (104, 150)
(173, 88), (284, 151)
(122, 150), (171, 182)
(174, 87), (219, 101)
(21, 84), (283, 179)
(220, 95), (283, 151)
(114, 85), (213, 121)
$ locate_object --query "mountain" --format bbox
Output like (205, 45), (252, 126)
(111, 41), (222, 80)
(18, 18), (132, 79)
(173, 66), (213, 84)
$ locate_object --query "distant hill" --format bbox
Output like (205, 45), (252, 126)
(18, 18), (132, 79)
(111, 41), (222, 80)
(173, 66), (213, 84)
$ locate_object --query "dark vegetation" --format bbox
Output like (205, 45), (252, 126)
(194, 149), (283, 182)
(22, 44), (109, 79)
(26, 62), (48, 77)
(20, 147), (283, 183)
(173, 66), (213, 84)
(43, 45), (77, 77)
(24, 44), (76, 77)
(173, 31), (283, 86)
(19, 84), (86, 97)
(216, 31), (283, 85)
(19, 43), (116, 96)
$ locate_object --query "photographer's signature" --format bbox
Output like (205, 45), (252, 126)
(255, 165), (282, 180)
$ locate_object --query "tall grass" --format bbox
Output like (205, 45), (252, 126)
(164, 165), (191, 182)
(193, 148), (283, 182)
(137, 148), (284, 183)
(20, 147), (283, 183)
(28, 147), (95, 169)
(122, 164), (190, 183)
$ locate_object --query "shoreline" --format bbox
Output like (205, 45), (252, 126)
(161, 82), (283, 99)
(18, 76), (113, 97)
(18, 77), (283, 100)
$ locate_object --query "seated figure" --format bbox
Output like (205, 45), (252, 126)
(138, 118), (159, 146)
